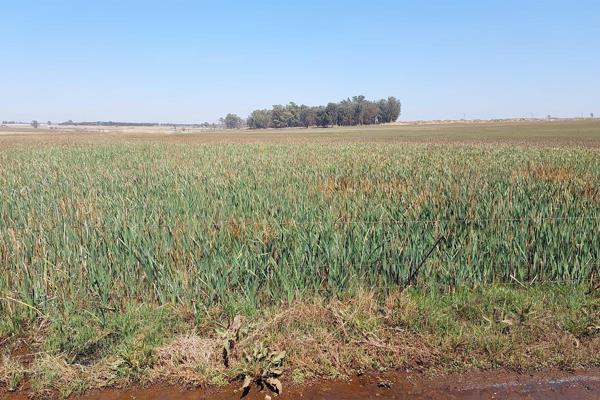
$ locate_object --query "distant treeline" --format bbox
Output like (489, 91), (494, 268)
(6, 95), (400, 130)
(58, 120), (158, 127)
(240, 95), (400, 129)
(56, 120), (221, 128)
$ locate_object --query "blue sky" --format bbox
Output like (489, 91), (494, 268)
(1, 1), (598, 123)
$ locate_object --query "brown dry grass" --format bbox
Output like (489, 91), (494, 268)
(525, 164), (584, 183)
(318, 176), (406, 199)
(149, 335), (221, 386)
(513, 163), (600, 202)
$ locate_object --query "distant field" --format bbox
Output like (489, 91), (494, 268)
(2, 119), (600, 146)
(0, 120), (599, 396)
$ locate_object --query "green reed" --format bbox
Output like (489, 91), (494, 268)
(0, 142), (598, 326)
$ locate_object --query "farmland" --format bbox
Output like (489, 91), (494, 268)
(0, 120), (599, 397)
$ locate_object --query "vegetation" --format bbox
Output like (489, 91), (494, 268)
(0, 142), (597, 316)
(245, 95), (401, 129)
(0, 121), (598, 396)
(58, 120), (159, 127)
(221, 113), (243, 129)
(1, 286), (598, 397)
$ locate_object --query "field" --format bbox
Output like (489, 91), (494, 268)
(0, 120), (599, 397)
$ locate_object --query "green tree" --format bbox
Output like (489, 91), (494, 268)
(223, 113), (242, 129)
(286, 102), (301, 127)
(315, 106), (328, 127)
(378, 97), (401, 123)
(298, 106), (318, 128)
(387, 96), (401, 122)
(271, 105), (293, 128)
(351, 95), (367, 125)
(362, 102), (380, 124)
(239, 95), (400, 130)
(247, 109), (272, 129)
(324, 103), (338, 126)
(337, 99), (354, 126)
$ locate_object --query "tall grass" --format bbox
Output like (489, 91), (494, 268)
(0, 142), (598, 327)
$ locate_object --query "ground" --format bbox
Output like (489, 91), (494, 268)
(1, 119), (600, 147)
(0, 120), (599, 399)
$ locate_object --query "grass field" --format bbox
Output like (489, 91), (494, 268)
(2, 119), (600, 146)
(0, 120), (599, 397)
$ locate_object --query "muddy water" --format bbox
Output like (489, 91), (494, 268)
(4, 369), (600, 399)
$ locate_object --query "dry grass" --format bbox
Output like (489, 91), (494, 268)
(149, 335), (221, 386)
(0, 355), (26, 392)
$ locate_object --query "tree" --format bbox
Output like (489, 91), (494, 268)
(324, 103), (338, 126)
(271, 105), (293, 128)
(386, 96), (401, 122)
(286, 102), (301, 127)
(31, 120), (39, 128)
(298, 106), (317, 128)
(247, 109), (272, 129)
(362, 102), (381, 124)
(378, 97), (401, 123)
(315, 106), (329, 127)
(351, 96), (366, 125)
(337, 99), (354, 126)
(47, 121), (52, 126)
(223, 113), (242, 129)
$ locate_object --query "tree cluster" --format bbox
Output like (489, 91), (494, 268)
(244, 95), (400, 129)
(220, 113), (243, 129)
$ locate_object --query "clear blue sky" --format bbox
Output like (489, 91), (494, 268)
(1, 1), (598, 123)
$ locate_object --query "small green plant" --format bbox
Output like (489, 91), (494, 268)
(8, 368), (24, 392)
(0, 356), (26, 392)
(111, 341), (155, 379)
(239, 342), (286, 397)
(291, 369), (306, 384)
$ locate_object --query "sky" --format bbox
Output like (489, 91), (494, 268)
(1, 1), (599, 123)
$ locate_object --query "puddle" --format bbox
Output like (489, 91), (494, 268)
(3, 369), (599, 399)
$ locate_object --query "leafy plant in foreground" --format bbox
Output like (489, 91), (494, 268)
(239, 342), (286, 397)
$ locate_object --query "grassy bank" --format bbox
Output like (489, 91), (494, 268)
(1, 286), (598, 397)
(0, 121), (599, 396)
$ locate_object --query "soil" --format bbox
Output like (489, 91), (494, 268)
(3, 369), (599, 400)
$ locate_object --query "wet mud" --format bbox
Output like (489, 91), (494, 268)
(3, 369), (600, 399)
